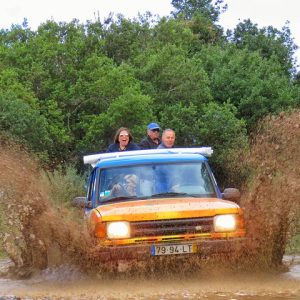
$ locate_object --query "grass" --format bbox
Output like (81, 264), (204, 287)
(0, 249), (6, 258)
(0, 204), (7, 258)
(43, 164), (86, 207)
(286, 234), (300, 254)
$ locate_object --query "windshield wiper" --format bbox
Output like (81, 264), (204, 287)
(150, 192), (196, 198)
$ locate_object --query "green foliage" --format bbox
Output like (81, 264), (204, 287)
(285, 209), (300, 254)
(228, 19), (298, 75)
(151, 17), (196, 50)
(159, 102), (202, 146)
(198, 101), (249, 186)
(286, 234), (300, 254)
(0, 69), (37, 107)
(0, 10), (298, 181)
(102, 15), (153, 65)
(0, 92), (51, 160)
(171, 0), (227, 22)
(71, 55), (140, 114)
(137, 45), (212, 114)
(78, 87), (153, 153)
(44, 164), (86, 207)
(198, 45), (298, 129)
(188, 13), (224, 46)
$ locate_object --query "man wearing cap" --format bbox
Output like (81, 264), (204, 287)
(139, 122), (161, 149)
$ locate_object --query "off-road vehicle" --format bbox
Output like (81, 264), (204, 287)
(73, 148), (246, 267)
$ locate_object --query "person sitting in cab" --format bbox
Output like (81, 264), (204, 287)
(110, 174), (138, 198)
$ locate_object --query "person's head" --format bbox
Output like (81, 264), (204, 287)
(161, 129), (176, 148)
(113, 127), (133, 147)
(147, 122), (161, 141)
(124, 174), (138, 195)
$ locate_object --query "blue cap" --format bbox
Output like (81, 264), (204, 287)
(147, 122), (160, 130)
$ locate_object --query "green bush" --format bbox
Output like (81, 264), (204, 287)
(286, 215), (300, 254)
(198, 101), (250, 187)
(44, 164), (86, 207)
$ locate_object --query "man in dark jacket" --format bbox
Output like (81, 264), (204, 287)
(139, 122), (161, 149)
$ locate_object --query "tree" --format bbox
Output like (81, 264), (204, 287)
(0, 69), (71, 164)
(70, 55), (140, 115)
(101, 15), (153, 65)
(171, 0), (227, 22)
(136, 44), (212, 115)
(150, 16), (195, 50)
(198, 101), (249, 186)
(77, 87), (153, 154)
(227, 19), (298, 76)
(0, 15), (298, 176)
(0, 92), (51, 161)
(198, 45), (298, 129)
(159, 102), (202, 146)
(187, 13), (224, 46)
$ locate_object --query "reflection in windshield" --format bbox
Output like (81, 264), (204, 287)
(98, 162), (216, 203)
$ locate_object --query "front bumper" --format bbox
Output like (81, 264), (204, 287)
(93, 238), (247, 263)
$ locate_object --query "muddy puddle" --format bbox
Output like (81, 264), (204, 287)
(0, 255), (300, 299)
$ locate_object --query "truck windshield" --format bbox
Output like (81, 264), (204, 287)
(98, 162), (217, 203)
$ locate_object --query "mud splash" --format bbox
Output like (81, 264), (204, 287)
(241, 110), (300, 268)
(0, 138), (94, 278)
(0, 110), (299, 281)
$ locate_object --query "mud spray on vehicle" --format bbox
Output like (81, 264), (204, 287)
(0, 110), (299, 280)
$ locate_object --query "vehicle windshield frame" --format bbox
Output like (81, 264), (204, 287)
(97, 161), (218, 205)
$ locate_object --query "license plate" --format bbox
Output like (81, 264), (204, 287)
(151, 244), (197, 256)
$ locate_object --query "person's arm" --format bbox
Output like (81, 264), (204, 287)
(111, 183), (126, 197)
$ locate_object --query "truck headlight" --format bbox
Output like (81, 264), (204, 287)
(214, 214), (237, 232)
(107, 221), (131, 239)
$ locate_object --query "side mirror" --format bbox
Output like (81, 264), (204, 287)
(72, 196), (92, 209)
(222, 188), (241, 204)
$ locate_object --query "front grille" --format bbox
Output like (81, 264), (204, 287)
(131, 217), (214, 238)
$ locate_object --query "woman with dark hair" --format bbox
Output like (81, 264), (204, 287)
(106, 127), (140, 152)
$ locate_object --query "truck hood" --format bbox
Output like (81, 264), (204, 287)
(95, 197), (242, 222)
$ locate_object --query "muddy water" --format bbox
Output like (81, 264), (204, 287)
(0, 256), (300, 299)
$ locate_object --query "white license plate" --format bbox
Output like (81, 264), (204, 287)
(151, 244), (197, 256)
